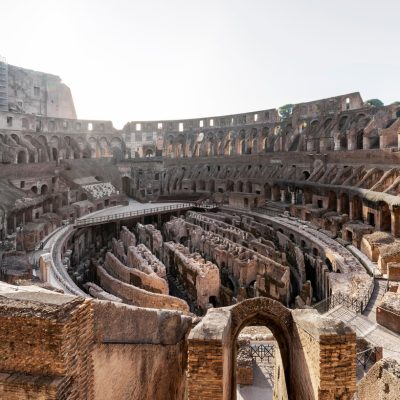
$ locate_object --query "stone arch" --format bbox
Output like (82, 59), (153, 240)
(17, 150), (27, 164)
(328, 190), (337, 211)
(351, 195), (363, 220)
(52, 148), (58, 161)
(41, 184), (48, 195)
(338, 116), (348, 132)
(229, 298), (294, 399)
(264, 183), (271, 199)
(340, 192), (350, 215)
(380, 201), (391, 232)
(356, 130), (364, 149)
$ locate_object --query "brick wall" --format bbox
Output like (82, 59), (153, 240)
(0, 293), (94, 400)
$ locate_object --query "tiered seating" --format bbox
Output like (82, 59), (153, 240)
(82, 182), (118, 199)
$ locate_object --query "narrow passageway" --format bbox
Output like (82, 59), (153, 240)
(237, 360), (273, 400)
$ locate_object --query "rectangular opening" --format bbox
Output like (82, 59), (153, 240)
(317, 199), (323, 208)
(6, 116), (12, 127)
(199, 120), (204, 127)
(34, 86), (40, 96)
(157, 122), (163, 129)
(136, 123), (141, 131)
(88, 122), (93, 131)
(254, 114), (258, 122)
(368, 212), (375, 226)
(179, 122), (183, 132)
(20, 181), (25, 188)
(209, 119), (214, 126)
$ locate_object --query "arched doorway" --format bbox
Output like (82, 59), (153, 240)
(328, 191), (337, 211)
(356, 130), (364, 149)
(41, 184), (48, 195)
(52, 148), (58, 161)
(351, 195), (363, 221)
(17, 151), (27, 164)
(264, 183), (272, 200)
(121, 176), (132, 196)
(380, 202), (391, 232)
(340, 193), (350, 215)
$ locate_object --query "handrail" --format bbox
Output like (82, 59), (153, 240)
(74, 202), (219, 227)
(74, 203), (192, 226)
(313, 284), (374, 315)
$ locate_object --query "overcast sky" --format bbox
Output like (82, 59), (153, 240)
(2, 0), (399, 128)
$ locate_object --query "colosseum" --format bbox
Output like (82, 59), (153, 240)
(0, 58), (400, 400)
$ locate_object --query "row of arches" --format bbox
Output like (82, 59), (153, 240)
(6, 133), (125, 164)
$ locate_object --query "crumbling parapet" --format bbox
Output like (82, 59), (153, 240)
(355, 358), (400, 400)
(163, 241), (220, 311)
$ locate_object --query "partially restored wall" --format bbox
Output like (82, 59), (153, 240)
(92, 300), (191, 400)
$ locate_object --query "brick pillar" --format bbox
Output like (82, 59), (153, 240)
(187, 339), (225, 400)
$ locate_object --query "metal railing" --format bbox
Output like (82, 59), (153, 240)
(243, 344), (275, 363)
(357, 347), (378, 371)
(313, 287), (374, 315)
(74, 203), (193, 227)
(74, 201), (219, 227)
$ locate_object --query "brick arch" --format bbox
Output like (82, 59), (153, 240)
(229, 297), (294, 399)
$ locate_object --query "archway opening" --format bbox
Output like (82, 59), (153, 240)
(230, 299), (293, 400)
(356, 130), (364, 149)
(17, 151), (27, 164)
(121, 176), (131, 197)
(380, 202), (391, 232)
(328, 191), (337, 211)
(41, 184), (48, 195)
(52, 148), (58, 161)
(340, 193), (350, 215)
(235, 325), (277, 400)
(352, 195), (363, 221)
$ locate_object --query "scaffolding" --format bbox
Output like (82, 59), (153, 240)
(0, 55), (8, 112)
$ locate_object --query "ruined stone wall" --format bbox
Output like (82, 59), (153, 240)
(127, 243), (167, 279)
(163, 241), (220, 310)
(137, 222), (164, 258)
(355, 358), (400, 400)
(166, 215), (290, 304)
(96, 264), (189, 313)
(7, 64), (76, 119)
(104, 251), (168, 294)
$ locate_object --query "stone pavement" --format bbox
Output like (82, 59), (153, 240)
(326, 305), (400, 362)
(237, 360), (274, 400)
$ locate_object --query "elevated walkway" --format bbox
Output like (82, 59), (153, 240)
(325, 305), (400, 362)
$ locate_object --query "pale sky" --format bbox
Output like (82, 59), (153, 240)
(2, 0), (400, 128)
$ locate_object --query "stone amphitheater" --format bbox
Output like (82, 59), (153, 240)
(0, 60), (400, 400)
